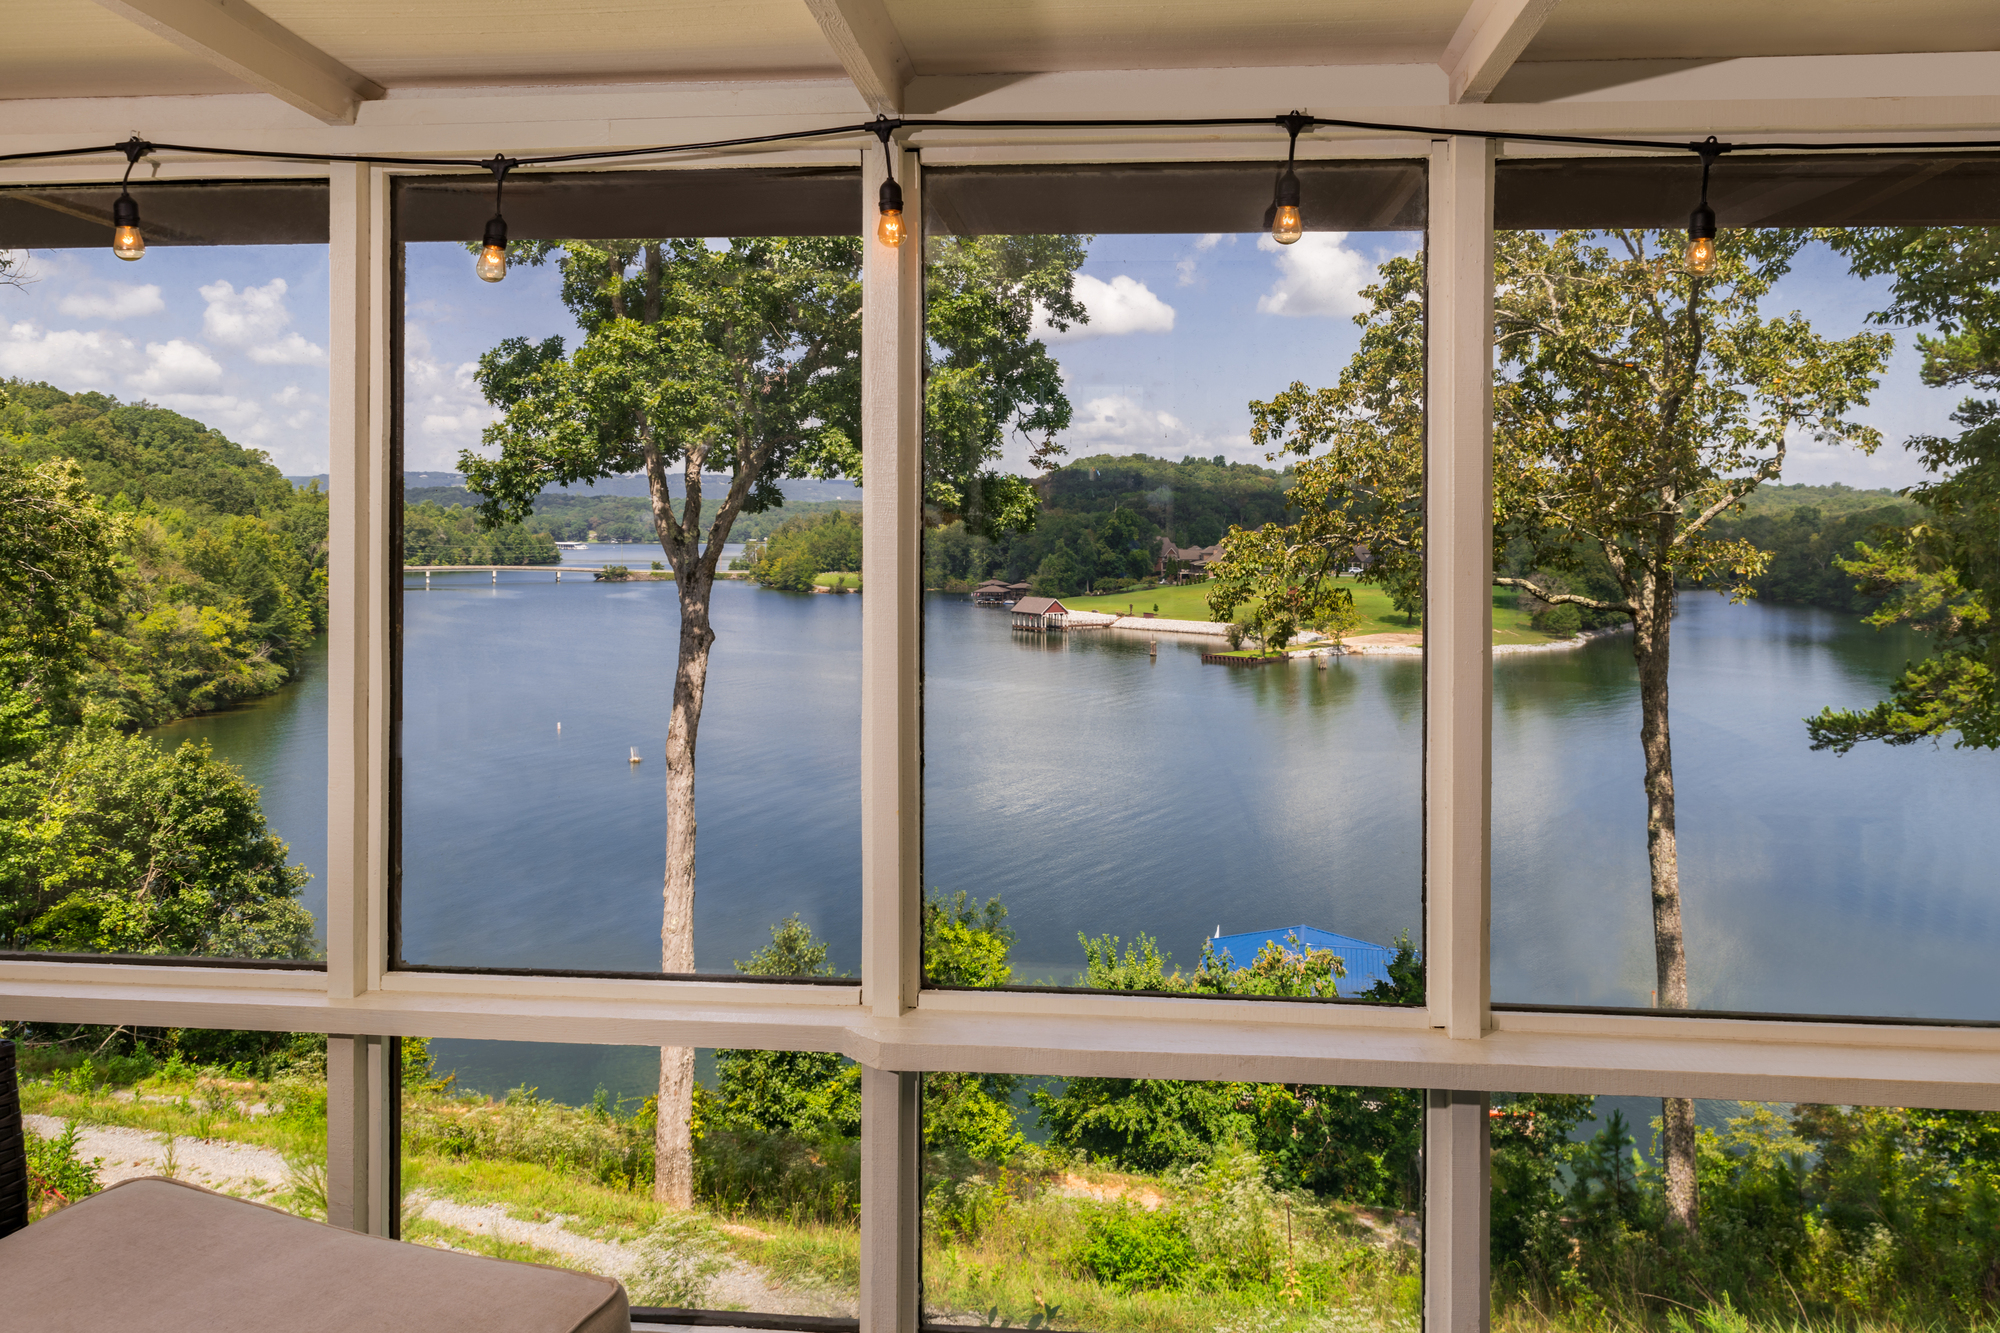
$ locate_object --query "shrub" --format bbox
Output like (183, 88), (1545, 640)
(927, 1170), (1010, 1243)
(1077, 1205), (1194, 1290)
(695, 1124), (859, 1224)
(1532, 602), (1583, 638)
(596, 564), (631, 581)
(25, 1119), (102, 1216)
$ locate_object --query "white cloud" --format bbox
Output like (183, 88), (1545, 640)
(200, 277), (325, 363)
(403, 324), (498, 468)
(1194, 233), (1228, 252)
(1063, 394), (1185, 451)
(129, 339), (225, 393)
(1035, 274), (1176, 342)
(1256, 232), (1372, 319)
(249, 332), (328, 366)
(0, 322), (133, 390)
(58, 283), (164, 320)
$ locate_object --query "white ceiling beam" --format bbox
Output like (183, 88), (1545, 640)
(1440, 0), (1563, 105)
(85, 0), (383, 126)
(801, 0), (914, 115)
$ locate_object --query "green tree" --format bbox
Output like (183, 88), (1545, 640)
(1030, 547), (1082, 597)
(1809, 228), (2000, 752)
(2, 730), (314, 959)
(462, 235), (1080, 1204)
(746, 509), (862, 591)
(922, 236), (1087, 529)
(710, 915), (860, 1142)
(0, 453), (121, 712)
(1233, 230), (1891, 1236)
(920, 890), (1022, 1162)
(463, 238), (863, 1207)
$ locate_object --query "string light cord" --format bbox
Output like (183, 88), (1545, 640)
(8, 117), (2000, 176)
(16, 117), (2000, 276)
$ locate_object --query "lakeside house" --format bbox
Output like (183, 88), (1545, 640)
(972, 580), (1016, 605)
(1205, 926), (1404, 996)
(1158, 537), (1225, 582)
(1011, 596), (1070, 632)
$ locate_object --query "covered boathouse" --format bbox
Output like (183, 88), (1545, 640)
(1010, 596), (1070, 632)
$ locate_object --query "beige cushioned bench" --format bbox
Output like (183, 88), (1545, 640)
(0, 1176), (629, 1333)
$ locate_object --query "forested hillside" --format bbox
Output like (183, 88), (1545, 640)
(1, 380), (328, 726)
(927, 453), (1295, 595)
(404, 484), (858, 545)
(403, 501), (557, 565)
(1, 379), (318, 959)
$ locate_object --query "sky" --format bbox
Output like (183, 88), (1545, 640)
(0, 231), (1963, 490)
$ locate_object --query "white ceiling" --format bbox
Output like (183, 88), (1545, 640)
(1, 0), (1995, 119)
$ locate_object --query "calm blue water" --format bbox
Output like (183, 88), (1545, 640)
(150, 570), (2000, 1103)
(1493, 592), (2000, 1018)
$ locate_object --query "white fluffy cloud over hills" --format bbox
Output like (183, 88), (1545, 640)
(0, 251), (328, 472)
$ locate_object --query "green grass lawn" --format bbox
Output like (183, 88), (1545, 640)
(1063, 580), (1564, 646)
(814, 571), (861, 589)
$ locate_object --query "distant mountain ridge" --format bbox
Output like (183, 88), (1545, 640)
(289, 471), (862, 503)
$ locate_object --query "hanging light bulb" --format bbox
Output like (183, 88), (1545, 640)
(111, 191), (145, 261)
(477, 214), (508, 283)
(1269, 111), (1312, 245)
(877, 177), (905, 247)
(110, 136), (152, 261)
(475, 154), (517, 283)
(871, 115), (906, 247)
(1271, 171), (1303, 246)
(1684, 138), (1726, 277)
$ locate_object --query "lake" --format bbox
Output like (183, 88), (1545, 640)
(151, 547), (2000, 1103)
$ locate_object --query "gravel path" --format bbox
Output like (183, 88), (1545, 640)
(408, 1194), (852, 1317)
(27, 1114), (850, 1319)
(24, 1114), (296, 1203)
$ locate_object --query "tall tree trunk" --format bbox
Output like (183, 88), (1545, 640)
(655, 571), (716, 1207)
(1633, 577), (1699, 1238)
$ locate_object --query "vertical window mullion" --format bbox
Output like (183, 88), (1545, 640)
(1423, 135), (1496, 1041)
(859, 139), (924, 1333)
(1423, 133), (1498, 1331)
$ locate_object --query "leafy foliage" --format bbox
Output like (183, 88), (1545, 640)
(1809, 227), (2000, 752)
(24, 1118), (103, 1216)
(2, 382), (328, 729)
(403, 500), (556, 565)
(1078, 1205), (1196, 1290)
(1, 729), (315, 958)
(745, 510), (862, 591)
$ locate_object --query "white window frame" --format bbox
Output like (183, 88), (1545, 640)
(6, 105), (2000, 1333)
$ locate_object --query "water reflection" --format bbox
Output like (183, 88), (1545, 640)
(925, 599), (1425, 984)
(1494, 591), (2000, 1019)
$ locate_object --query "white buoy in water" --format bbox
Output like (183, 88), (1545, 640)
(629, 747), (642, 764)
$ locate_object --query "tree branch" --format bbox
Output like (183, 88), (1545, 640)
(1496, 576), (1635, 613)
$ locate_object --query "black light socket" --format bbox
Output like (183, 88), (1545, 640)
(483, 213), (508, 248)
(1276, 169), (1301, 210)
(879, 177), (903, 216)
(112, 191), (139, 229)
(1687, 199), (1716, 242)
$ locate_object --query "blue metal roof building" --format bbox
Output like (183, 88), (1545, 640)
(1204, 926), (1404, 998)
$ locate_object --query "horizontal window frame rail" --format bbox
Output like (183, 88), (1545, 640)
(7, 963), (2000, 1109)
(390, 963), (862, 987)
(1491, 1000), (2000, 1031)
(0, 951), (325, 972)
(921, 980), (1424, 1008)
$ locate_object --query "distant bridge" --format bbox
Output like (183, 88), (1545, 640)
(403, 565), (747, 584)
